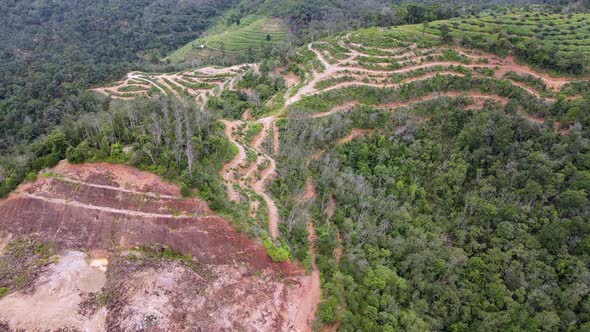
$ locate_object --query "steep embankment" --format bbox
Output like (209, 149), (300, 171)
(0, 161), (316, 331)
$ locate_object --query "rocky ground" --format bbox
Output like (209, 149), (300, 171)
(0, 161), (314, 331)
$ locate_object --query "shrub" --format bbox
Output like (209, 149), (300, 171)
(66, 141), (90, 164)
(180, 183), (191, 197)
(262, 236), (289, 262)
(0, 287), (8, 298)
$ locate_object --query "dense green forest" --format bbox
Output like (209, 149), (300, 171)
(275, 94), (590, 330)
(0, 0), (235, 143)
(0, 0), (239, 194)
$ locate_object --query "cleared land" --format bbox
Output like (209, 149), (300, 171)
(0, 161), (317, 331)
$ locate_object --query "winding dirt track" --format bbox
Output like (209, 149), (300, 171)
(220, 120), (247, 202)
(220, 119), (281, 239)
(283, 39), (585, 109)
(291, 222), (321, 331)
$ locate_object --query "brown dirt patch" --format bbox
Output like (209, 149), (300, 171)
(0, 161), (316, 330)
(284, 73), (300, 88)
(0, 251), (107, 331)
(261, 18), (285, 32)
(303, 177), (317, 201)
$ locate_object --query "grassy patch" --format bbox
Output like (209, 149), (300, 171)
(244, 123), (263, 145)
(166, 15), (288, 63)
(262, 235), (289, 262)
(135, 244), (196, 269)
(0, 238), (57, 294)
(117, 85), (148, 92)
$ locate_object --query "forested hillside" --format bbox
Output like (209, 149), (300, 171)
(0, 0), (235, 152)
(0, 0), (238, 195)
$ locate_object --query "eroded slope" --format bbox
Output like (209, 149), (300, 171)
(0, 161), (315, 331)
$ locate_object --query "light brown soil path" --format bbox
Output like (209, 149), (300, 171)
(303, 177), (317, 201)
(220, 120), (247, 202)
(284, 42), (342, 106)
(21, 193), (203, 220)
(252, 116), (276, 150)
(283, 38), (584, 109)
(291, 222), (321, 331)
(220, 117), (281, 239)
(251, 152), (279, 239)
(127, 72), (167, 94)
(95, 64), (258, 105)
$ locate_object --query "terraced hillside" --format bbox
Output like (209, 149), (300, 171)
(167, 16), (289, 63)
(414, 7), (590, 74)
(94, 27), (590, 244)
(431, 9), (590, 53)
(91, 64), (260, 117)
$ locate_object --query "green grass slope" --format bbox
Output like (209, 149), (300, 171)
(166, 15), (289, 63)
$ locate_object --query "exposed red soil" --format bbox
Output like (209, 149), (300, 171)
(284, 73), (300, 88)
(303, 177), (317, 201)
(290, 222), (321, 330)
(1, 162), (298, 275)
(0, 161), (320, 331)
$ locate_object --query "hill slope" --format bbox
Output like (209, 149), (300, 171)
(167, 15), (289, 64)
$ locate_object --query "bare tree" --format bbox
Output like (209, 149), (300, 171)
(183, 108), (194, 175)
(151, 113), (162, 148)
(247, 90), (262, 111)
(173, 105), (184, 168)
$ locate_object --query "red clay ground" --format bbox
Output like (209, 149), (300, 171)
(0, 161), (317, 331)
